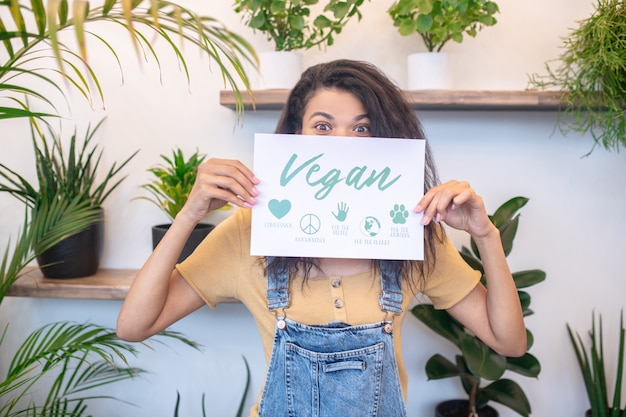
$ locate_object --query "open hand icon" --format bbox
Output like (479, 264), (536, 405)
(332, 202), (349, 222)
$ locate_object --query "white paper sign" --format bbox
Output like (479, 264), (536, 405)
(251, 134), (426, 260)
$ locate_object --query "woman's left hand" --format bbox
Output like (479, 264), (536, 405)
(414, 180), (494, 239)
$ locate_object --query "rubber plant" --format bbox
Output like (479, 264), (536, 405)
(567, 311), (625, 417)
(528, 0), (626, 154)
(233, 0), (367, 51)
(388, 0), (499, 52)
(412, 196), (545, 417)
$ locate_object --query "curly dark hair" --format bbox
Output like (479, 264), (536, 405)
(268, 59), (444, 290)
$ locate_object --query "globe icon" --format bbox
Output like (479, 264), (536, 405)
(360, 216), (381, 237)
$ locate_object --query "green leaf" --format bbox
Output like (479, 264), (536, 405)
(481, 379), (532, 417)
(498, 214), (520, 257)
(412, 304), (461, 346)
(416, 13), (433, 33)
(425, 353), (461, 380)
(518, 290), (531, 314)
(490, 196), (528, 228)
(270, 0), (286, 14)
(506, 353), (541, 378)
(250, 13), (266, 29)
(313, 15), (332, 29)
(289, 15), (305, 31)
(459, 246), (484, 273)
(332, 2), (350, 19)
(513, 269), (546, 288)
(459, 332), (507, 380)
(398, 18), (417, 36)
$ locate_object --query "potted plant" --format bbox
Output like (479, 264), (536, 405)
(0, 119), (137, 278)
(527, 0), (626, 155)
(388, 0), (499, 89)
(412, 196), (545, 417)
(1, 0), (258, 275)
(0, 0), (253, 413)
(568, 311), (625, 417)
(233, 0), (367, 88)
(136, 147), (221, 263)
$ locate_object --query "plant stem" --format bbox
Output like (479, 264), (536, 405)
(469, 381), (479, 417)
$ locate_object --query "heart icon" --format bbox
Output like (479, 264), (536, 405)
(268, 199), (291, 219)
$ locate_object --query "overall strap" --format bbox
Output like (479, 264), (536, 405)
(267, 257), (403, 314)
(378, 260), (403, 314)
(266, 256), (290, 310)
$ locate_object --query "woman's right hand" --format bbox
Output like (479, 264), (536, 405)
(117, 158), (259, 342)
(178, 158), (260, 224)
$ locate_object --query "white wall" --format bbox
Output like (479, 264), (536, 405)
(2, 1), (625, 416)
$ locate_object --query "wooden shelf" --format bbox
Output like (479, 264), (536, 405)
(7, 267), (136, 300)
(220, 89), (564, 111)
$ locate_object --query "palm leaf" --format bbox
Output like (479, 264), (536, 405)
(1, 0), (256, 122)
(0, 321), (199, 417)
(0, 199), (99, 306)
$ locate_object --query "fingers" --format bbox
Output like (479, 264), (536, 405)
(414, 180), (474, 225)
(197, 158), (260, 208)
(178, 159), (260, 223)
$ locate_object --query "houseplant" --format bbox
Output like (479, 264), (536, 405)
(0, 0), (254, 413)
(1, 0), (257, 274)
(0, 0), (257, 121)
(136, 147), (221, 263)
(412, 196), (545, 417)
(388, 0), (499, 89)
(0, 119), (137, 278)
(527, 0), (626, 155)
(0, 197), (199, 416)
(233, 0), (367, 88)
(567, 311), (625, 417)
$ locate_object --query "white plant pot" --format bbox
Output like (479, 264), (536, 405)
(407, 52), (452, 90)
(259, 51), (303, 90)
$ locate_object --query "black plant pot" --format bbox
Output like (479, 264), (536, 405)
(36, 211), (105, 279)
(435, 400), (499, 417)
(152, 223), (215, 263)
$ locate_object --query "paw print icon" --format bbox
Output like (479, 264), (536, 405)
(390, 204), (409, 225)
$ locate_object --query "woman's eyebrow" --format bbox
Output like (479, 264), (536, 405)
(309, 111), (334, 120)
(308, 112), (370, 121)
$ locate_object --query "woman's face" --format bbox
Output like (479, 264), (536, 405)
(300, 89), (371, 137)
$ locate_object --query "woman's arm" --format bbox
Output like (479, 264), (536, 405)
(415, 180), (527, 357)
(116, 159), (259, 342)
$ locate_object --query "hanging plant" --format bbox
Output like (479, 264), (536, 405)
(528, 0), (626, 154)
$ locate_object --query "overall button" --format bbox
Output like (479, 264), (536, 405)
(334, 299), (344, 309)
(277, 319), (286, 330)
(331, 278), (341, 288)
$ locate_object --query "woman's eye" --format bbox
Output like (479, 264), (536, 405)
(314, 123), (332, 132)
(354, 124), (371, 135)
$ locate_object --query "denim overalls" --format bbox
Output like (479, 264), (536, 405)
(257, 259), (408, 417)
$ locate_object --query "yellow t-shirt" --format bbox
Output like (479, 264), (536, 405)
(177, 208), (480, 414)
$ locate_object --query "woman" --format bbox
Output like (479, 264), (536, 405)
(117, 60), (526, 417)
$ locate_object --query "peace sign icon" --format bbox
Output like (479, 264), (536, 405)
(300, 214), (321, 235)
